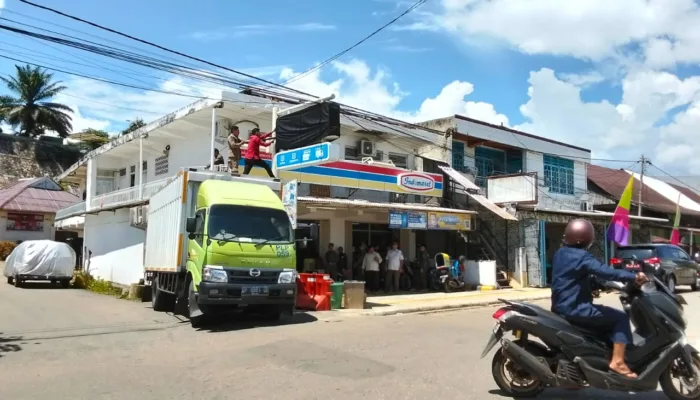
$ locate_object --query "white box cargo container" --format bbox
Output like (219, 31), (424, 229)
(144, 169), (281, 274)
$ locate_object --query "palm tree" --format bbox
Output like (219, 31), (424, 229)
(0, 64), (73, 137)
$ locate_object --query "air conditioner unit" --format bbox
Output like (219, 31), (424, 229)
(357, 140), (375, 157)
(580, 201), (594, 212)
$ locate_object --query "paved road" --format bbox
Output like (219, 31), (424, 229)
(1, 281), (699, 399)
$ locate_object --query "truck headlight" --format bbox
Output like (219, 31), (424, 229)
(203, 265), (227, 283)
(278, 269), (297, 284)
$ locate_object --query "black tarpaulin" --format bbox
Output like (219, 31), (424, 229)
(275, 102), (340, 151)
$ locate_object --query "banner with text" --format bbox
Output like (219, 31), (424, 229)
(427, 212), (472, 231)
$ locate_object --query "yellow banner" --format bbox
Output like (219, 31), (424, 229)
(427, 212), (472, 231)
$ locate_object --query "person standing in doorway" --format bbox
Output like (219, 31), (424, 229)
(325, 243), (338, 280)
(385, 241), (404, 293)
(243, 128), (276, 178)
(337, 246), (350, 280)
(416, 244), (431, 290)
(227, 126), (246, 175)
(362, 245), (382, 292)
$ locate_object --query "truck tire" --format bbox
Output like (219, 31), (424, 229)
(61, 279), (71, 289)
(188, 280), (206, 328)
(151, 276), (175, 312)
(14, 275), (22, 288)
(6, 276), (13, 285)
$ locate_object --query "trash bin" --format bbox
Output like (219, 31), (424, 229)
(343, 280), (366, 309)
(330, 282), (344, 310)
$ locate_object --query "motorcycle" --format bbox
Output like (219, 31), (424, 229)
(428, 253), (451, 292)
(399, 261), (414, 291)
(480, 276), (699, 399)
(590, 275), (602, 298)
(444, 256), (467, 293)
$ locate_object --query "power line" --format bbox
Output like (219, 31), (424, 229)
(17, 0), (316, 99)
(10, 1), (458, 139)
(647, 162), (700, 194)
(282, 0), (428, 85)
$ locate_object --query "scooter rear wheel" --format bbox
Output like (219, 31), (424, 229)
(491, 345), (546, 398)
(660, 353), (700, 400)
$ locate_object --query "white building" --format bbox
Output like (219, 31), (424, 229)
(54, 91), (497, 286)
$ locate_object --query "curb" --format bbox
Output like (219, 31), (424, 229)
(359, 294), (551, 317)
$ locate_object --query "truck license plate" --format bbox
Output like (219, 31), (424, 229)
(242, 286), (269, 296)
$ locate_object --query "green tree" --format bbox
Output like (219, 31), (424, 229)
(0, 64), (73, 137)
(121, 118), (146, 136)
(69, 128), (110, 150)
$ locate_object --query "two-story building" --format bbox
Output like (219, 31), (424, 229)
(420, 115), (668, 288)
(53, 91), (481, 286)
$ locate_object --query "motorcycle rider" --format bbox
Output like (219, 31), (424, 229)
(551, 218), (648, 379)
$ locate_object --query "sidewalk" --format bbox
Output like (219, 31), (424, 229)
(311, 288), (551, 320)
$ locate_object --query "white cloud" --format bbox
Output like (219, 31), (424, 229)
(397, 0), (700, 71)
(280, 59), (510, 125)
(384, 45), (432, 53)
(52, 75), (220, 135)
(189, 23), (336, 41)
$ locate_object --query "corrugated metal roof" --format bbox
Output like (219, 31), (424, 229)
(0, 177), (80, 213)
(587, 164), (700, 216)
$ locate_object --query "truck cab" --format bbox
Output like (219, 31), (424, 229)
(184, 179), (297, 320)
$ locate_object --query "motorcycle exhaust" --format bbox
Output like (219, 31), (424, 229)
(501, 339), (557, 385)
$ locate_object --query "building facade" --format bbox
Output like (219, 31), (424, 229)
(53, 91), (479, 286)
(420, 115), (671, 287)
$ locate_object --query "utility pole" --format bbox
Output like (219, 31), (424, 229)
(638, 155), (647, 216)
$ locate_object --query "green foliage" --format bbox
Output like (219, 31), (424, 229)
(73, 270), (125, 297)
(121, 118), (146, 136)
(0, 241), (17, 261)
(70, 128), (111, 150)
(0, 64), (73, 138)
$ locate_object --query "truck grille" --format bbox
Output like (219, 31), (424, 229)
(228, 269), (280, 284)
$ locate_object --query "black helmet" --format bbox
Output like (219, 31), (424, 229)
(563, 218), (595, 249)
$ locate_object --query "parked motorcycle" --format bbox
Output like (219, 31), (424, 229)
(399, 261), (414, 291)
(444, 256), (467, 293)
(428, 253), (450, 292)
(481, 276), (698, 399)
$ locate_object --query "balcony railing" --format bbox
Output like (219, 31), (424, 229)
(89, 177), (170, 210)
(55, 201), (87, 221)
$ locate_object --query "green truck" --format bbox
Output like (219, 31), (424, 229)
(144, 169), (297, 327)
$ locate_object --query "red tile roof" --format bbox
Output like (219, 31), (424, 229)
(587, 164), (700, 216)
(0, 177), (80, 213)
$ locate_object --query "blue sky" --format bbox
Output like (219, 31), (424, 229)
(2, 0), (700, 176)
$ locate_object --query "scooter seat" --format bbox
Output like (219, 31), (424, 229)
(503, 300), (610, 341)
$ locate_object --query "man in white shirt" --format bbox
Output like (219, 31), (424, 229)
(385, 241), (404, 293)
(362, 245), (382, 292)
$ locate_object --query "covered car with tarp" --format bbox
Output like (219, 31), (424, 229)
(3, 240), (75, 288)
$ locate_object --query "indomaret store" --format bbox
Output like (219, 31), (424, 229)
(243, 143), (478, 270)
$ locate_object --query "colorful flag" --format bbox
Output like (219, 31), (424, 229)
(670, 194), (681, 245)
(607, 175), (635, 245)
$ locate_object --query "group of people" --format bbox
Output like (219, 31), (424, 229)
(211, 125), (276, 178)
(318, 242), (433, 294)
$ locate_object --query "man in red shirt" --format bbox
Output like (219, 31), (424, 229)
(242, 128), (276, 177)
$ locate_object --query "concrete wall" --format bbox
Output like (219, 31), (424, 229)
(525, 151), (587, 210)
(83, 209), (146, 286)
(0, 211), (55, 242)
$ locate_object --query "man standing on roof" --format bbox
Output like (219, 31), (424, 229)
(227, 125), (246, 175)
(242, 128), (276, 178)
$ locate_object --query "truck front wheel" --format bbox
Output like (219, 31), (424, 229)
(151, 276), (175, 312)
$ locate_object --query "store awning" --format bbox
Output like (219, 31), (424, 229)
(437, 165), (518, 221)
(298, 196), (477, 214)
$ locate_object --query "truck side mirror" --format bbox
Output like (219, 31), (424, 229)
(310, 224), (319, 239)
(186, 217), (196, 234)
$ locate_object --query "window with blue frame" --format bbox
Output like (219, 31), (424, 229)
(543, 154), (575, 195)
(474, 146), (505, 187)
(452, 140), (465, 172)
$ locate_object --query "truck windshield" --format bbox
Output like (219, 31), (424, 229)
(207, 205), (293, 244)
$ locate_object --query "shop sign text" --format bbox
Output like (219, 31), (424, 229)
(397, 173), (435, 192)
